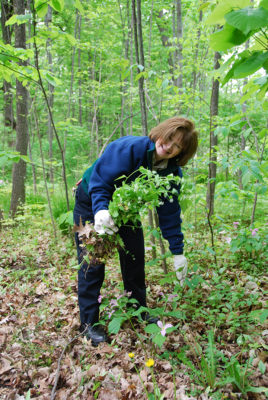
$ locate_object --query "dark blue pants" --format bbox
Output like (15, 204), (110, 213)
(73, 183), (147, 326)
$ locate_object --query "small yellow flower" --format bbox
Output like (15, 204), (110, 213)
(128, 352), (135, 359)
(145, 358), (154, 367)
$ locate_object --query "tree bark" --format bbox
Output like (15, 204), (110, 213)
(156, 9), (174, 77)
(68, 10), (79, 119)
(192, 10), (203, 116)
(45, 5), (55, 184)
(34, 106), (57, 238)
(206, 51), (221, 217)
(10, 0), (29, 217)
(118, 0), (130, 136)
(77, 14), (82, 125)
(174, 0), (183, 90)
(132, 0), (147, 136)
(1, 0), (15, 134)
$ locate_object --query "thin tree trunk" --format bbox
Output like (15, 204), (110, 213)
(32, 7), (70, 211)
(45, 5), (55, 185)
(77, 14), (82, 125)
(10, 0), (29, 217)
(147, 0), (154, 68)
(175, 0), (183, 90)
(91, 54), (102, 155)
(34, 106), (57, 238)
(206, 52), (221, 217)
(1, 0), (15, 136)
(129, 3), (134, 135)
(238, 101), (247, 189)
(192, 10), (203, 116)
(118, 0), (130, 137)
(68, 10), (79, 119)
(156, 10), (174, 77)
(148, 210), (156, 260)
(153, 211), (167, 274)
(132, 0), (147, 136)
(28, 102), (37, 195)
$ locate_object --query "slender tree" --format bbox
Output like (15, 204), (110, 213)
(174, 0), (183, 90)
(1, 0), (15, 136)
(10, 0), (29, 216)
(132, 0), (147, 136)
(45, 6), (55, 184)
(206, 51), (221, 217)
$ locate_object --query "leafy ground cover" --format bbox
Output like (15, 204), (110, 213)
(0, 213), (267, 400)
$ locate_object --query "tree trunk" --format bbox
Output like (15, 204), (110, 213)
(132, 0), (147, 136)
(1, 0), (15, 135)
(45, 5), (55, 184)
(174, 0), (183, 90)
(192, 10), (203, 116)
(77, 14), (82, 125)
(34, 106), (57, 238)
(156, 9), (174, 77)
(118, 0), (130, 137)
(10, 0), (29, 217)
(68, 10), (79, 119)
(206, 52), (220, 217)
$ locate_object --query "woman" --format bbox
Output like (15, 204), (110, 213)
(74, 116), (198, 346)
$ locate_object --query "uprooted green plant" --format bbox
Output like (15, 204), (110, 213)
(74, 167), (181, 263)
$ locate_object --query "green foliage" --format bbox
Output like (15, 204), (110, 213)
(207, 1), (268, 97)
(177, 330), (220, 390)
(225, 358), (268, 395)
(109, 167), (180, 226)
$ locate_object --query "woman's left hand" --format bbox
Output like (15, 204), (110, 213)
(174, 255), (188, 286)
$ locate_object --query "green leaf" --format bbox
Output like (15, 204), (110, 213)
(262, 100), (268, 111)
(205, 0), (250, 25)
(63, 33), (77, 46)
(50, 0), (64, 12)
(242, 170), (252, 186)
(260, 0), (268, 10)
(144, 324), (159, 334)
(257, 81), (268, 99)
(166, 310), (184, 319)
(210, 24), (249, 51)
(36, 3), (48, 18)
(42, 70), (62, 86)
(5, 14), (31, 26)
(75, 0), (85, 15)
(108, 317), (124, 334)
(152, 333), (166, 348)
(225, 7), (268, 35)
(259, 309), (268, 323)
(233, 51), (268, 78)
(247, 386), (268, 394)
(20, 155), (31, 163)
(258, 360), (266, 374)
(240, 84), (259, 103)
(199, 2), (210, 12)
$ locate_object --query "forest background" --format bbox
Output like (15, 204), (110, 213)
(0, 0), (267, 399)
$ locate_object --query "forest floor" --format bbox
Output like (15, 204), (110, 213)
(0, 220), (267, 400)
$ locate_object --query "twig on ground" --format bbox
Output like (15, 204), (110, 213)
(50, 327), (87, 400)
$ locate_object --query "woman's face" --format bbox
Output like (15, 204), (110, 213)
(155, 134), (183, 161)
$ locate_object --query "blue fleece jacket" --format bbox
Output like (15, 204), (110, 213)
(81, 135), (184, 255)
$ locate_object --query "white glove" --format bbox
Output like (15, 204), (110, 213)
(174, 255), (188, 286)
(94, 210), (118, 235)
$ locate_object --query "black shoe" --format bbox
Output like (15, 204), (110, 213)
(141, 312), (159, 325)
(81, 324), (108, 346)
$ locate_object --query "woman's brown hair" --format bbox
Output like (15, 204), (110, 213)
(149, 117), (198, 166)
